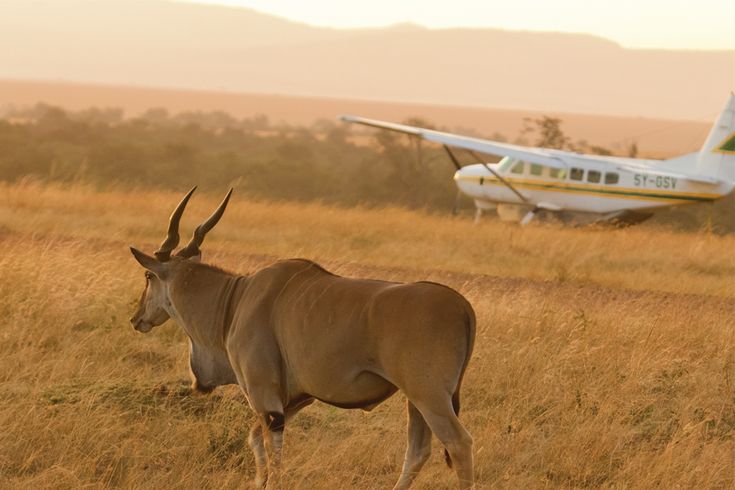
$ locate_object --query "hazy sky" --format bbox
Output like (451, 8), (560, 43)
(183, 0), (735, 50)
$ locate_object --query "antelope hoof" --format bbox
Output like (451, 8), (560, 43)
(252, 474), (267, 488)
(264, 475), (282, 490)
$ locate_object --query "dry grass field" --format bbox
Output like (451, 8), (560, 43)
(0, 181), (733, 489)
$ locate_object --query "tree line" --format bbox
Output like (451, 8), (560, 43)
(0, 104), (730, 233)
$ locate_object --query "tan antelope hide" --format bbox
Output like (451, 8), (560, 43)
(129, 187), (476, 489)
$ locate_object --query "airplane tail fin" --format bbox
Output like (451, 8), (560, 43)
(695, 93), (735, 183)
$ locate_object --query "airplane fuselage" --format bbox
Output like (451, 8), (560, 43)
(454, 157), (732, 221)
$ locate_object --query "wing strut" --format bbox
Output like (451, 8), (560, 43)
(444, 144), (530, 211)
(459, 148), (529, 204)
(442, 144), (463, 171)
(442, 145), (464, 214)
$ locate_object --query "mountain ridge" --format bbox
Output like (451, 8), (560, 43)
(1, 0), (732, 120)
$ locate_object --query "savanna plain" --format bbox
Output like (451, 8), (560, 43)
(0, 181), (733, 489)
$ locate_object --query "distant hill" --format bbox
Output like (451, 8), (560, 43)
(1, 0), (733, 120)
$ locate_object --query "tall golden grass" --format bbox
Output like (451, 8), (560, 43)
(0, 181), (732, 489)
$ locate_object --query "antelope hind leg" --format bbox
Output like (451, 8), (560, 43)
(393, 401), (433, 490)
(415, 401), (474, 489)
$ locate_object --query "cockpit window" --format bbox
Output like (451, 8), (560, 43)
(530, 164), (543, 176)
(510, 161), (525, 174)
(496, 156), (515, 172)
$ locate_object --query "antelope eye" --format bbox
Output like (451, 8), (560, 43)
(145, 272), (154, 280)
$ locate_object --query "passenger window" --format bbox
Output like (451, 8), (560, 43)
(570, 167), (584, 181)
(550, 168), (567, 179)
(605, 172), (619, 184)
(510, 161), (525, 174)
(530, 164), (543, 176)
(587, 170), (601, 183)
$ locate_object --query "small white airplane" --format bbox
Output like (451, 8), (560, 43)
(341, 94), (735, 225)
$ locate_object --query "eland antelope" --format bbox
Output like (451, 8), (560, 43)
(129, 188), (476, 489)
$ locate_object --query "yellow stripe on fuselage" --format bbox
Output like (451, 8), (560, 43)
(454, 175), (722, 202)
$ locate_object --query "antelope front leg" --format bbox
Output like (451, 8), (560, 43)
(234, 348), (287, 489)
(260, 411), (285, 490)
(248, 423), (268, 488)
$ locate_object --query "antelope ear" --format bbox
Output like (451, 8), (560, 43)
(130, 247), (168, 277)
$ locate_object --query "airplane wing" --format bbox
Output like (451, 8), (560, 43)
(340, 115), (723, 186)
(340, 115), (567, 169)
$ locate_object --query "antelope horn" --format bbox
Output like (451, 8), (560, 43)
(176, 188), (233, 259)
(154, 186), (197, 261)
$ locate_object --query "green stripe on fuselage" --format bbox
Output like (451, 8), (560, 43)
(481, 178), (717, 202)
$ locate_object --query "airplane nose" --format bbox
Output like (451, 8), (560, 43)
(453, 166), (477, 182)
(453, 167), (478, 196)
